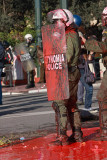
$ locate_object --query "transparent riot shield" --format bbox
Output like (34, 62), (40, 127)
(42, 23), (69, 101)
(15, 43), (35, 72)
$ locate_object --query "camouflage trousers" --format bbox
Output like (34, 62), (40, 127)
(52, 68), (81, 136)
(97, 69), (107, 101)
(99, 100), (107, 140)
(97, 69), (107, 140)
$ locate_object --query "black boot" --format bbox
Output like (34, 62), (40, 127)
(49, 130), (70, 146)
(68, 109), (83, 142)
(25, 83), (35, 89)
(26, 71), (35, 89)
(68, 127), (83, 142)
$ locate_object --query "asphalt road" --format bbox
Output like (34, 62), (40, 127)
(0, 86), (99, 138)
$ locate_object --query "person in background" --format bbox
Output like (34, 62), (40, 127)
(80, 7), (107, 140)
(0, 42), (5, 104)
(73, 15), (93, 110)
(86, 35), (101, 81)
(77, 48), (94, 111)
(77, 80), (84, 105)
(93, 52), (101, 80)
(2, 41), (14, 87)
(24, 34), (36, 89)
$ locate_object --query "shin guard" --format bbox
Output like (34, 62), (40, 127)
(52, 102), (67, 138)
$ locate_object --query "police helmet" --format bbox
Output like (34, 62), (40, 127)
(73, 15), (82, 27)
(102, 7), (107, 26)
(48, 9), (74, 27)
(24, 34), (33, 40)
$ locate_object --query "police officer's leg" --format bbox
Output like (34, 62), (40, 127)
(50, 100), (69, 146)
(77, 80), (84, 104)
(26, 70), (35, 88)
(52, 102), (61, 138)
(97, 70), (107, 140)
(67, 103), (83, 142)
(9, 65), (13, 87)
(26, 71), (30, 88)
(99, 100), (107, 140)
(67, 69), (83, 142)
(30, 70), (35, 86)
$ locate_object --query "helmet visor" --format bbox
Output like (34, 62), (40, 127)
(47, 10), (56, 23)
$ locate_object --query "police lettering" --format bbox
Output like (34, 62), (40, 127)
(20, 53), (31, 62)
(45, 54), (65, 71)
(46, 62), (62, 70)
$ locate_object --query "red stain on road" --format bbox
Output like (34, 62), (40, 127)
(0, 127), (107, 160)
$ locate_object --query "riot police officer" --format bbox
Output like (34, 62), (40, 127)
(80, 7), (107, 140)
(24, 34), (36, 89)
(46, 9), (83, 146)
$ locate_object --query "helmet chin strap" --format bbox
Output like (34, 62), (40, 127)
(61, 9), (69, 23)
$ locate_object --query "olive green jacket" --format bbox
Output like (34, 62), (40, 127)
(23, 42), (37, 59)
(66, 29), (81, 67)
(85, 37), (107, 101)
(85, 39), (107, 67)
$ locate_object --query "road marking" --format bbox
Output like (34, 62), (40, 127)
(3, 92), (24, 96)
(3, 92), (11, 95)
(28, 90), (39, 93)
(0, 111), (55, 119)
(2, 83), (100, 96)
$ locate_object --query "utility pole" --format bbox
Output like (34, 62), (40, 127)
(34, 0), (42, 77)
(60, 0), (68, 9)
(34, 0), (68, 78)
(34, 0), (42, 47)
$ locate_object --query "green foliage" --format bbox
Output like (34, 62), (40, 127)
(68, 0), (105, 39)
(0, 27), (36, 47)
(7, 30), (23, 46)
(0, 0), (106, 46)
(0, 14), (13, 32)
(0, 30), (24, 47)
(69, 0), (104, 27)
(0, 32), (7, 42)
(41, 0), (59, 23)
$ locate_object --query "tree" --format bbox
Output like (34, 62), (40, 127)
(68, 0), (105, 39)
(0, 0), (106, 45)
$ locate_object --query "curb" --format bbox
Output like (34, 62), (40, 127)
(28, 89), (47, 93)
(3, 88), (47, 96)
(2, 82), (101, 96)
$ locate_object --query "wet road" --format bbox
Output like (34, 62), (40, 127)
(0, 86), (106, 160)
(0, 87), (99, 136)
(0, 93), (55, 136)
(0, 127), (107, 160)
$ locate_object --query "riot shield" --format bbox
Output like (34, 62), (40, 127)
(15, 43), (35, 72)
(41, 23), (69, 101)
